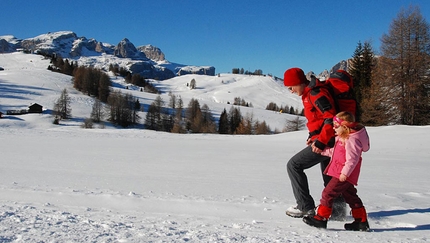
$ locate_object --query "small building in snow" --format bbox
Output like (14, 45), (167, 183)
(28, 103), (43, 113)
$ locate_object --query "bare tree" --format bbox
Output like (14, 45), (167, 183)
(190, 78), (196, 90)
(145, 95), (165, 130)
(379, 5), (430, 125)
(53, 88), (72, 119)
(200, 104), (217, 133)
(107, 90), (138, 127)
(284, 116), (306, 132)
(185, 98), (201, 132)
(235, 113), (254, 135)
(255, 120), (271, 135)
(90, 99), (104, 123)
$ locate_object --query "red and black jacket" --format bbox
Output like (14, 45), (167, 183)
(302, 77), (337, 150)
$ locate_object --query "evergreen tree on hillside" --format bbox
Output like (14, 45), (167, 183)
(218, 108), (229, 134)
(349, 40), (375, 122)
(228, 106), (242, 134)
(132, 98), (141, 125)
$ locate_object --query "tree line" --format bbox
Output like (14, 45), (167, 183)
(232, 68), (264, 76)
(143, 93), (272, 134)
(349, 5), (429, 126)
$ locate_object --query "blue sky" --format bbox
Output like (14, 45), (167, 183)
(1, 0), (429, 77)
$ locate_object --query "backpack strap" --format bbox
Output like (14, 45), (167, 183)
(309, 84), (339, 113)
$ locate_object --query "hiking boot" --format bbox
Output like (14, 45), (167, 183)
(344, 207), (370, 231)
(344, 219), (370, 231)
(285, 206), (315, 218)
(303, 214), (328, 229)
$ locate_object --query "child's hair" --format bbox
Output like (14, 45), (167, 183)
(334, 111), (362, 139)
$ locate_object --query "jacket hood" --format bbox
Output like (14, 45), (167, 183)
(350, 127), (370, 152)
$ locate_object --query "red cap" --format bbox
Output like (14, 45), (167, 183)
(284, 68), (307, 86)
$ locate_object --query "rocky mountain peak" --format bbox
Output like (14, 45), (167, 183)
(114, 38), (146, 59)
(138, 45), (165, 61)
(1, 31), (215, 80)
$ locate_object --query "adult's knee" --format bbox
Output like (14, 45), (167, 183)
(286, 157), (299, 173)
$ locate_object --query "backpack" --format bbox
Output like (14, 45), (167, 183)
(313, 70), (357, 118)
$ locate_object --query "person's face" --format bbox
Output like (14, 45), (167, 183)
(333, 121), (345, 135)
(287, 84), (305, 96)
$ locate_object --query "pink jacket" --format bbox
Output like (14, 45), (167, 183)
(321, 127), (370, 186)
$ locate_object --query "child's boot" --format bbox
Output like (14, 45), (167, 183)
(303, 205), (332, 229)
(344, 206), (370, 231)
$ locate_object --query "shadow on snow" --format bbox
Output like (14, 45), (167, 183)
(369, 207), (430, 232)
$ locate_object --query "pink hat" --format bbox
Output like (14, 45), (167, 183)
(284, 68), (307, 86)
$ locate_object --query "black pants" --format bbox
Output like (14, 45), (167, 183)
(286, 145), (331, 212)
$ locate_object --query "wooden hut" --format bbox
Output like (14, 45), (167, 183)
(28, 103), (43, 113)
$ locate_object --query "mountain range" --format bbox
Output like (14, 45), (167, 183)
(0, 31), (215, 80)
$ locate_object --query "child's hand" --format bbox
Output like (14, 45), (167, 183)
(339, 174), (348, 182)
(311, 142), (322, 154)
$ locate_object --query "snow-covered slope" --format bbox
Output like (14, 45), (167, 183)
(0, 52), (302, 131)
(1, 52), (429, 242)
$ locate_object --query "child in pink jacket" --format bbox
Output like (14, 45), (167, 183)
(303, 111), (370, 231)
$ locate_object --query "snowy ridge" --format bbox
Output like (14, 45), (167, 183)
(1, 52), (430, 242)
(1, 31), (216, 79)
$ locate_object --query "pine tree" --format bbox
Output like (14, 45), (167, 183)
(132, 98), (141, 125)
(349, 41), (375, 122)
(218, 108), (229, 134)
(349, 41), (364, 98)
(228, 106), (242, 134)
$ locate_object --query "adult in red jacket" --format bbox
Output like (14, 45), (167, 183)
(283, 67), (339, 218)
